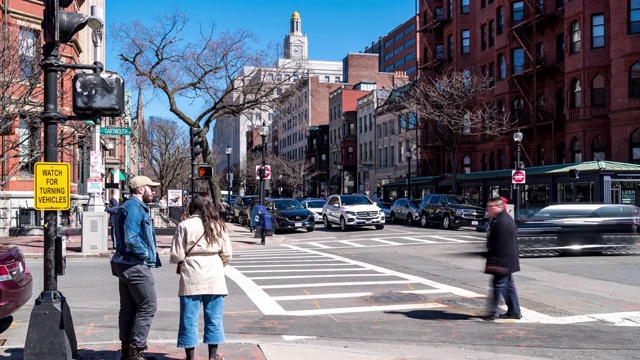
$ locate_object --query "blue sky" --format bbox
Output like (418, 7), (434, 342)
(104, 1), (417, 121)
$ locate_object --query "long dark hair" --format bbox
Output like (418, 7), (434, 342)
(188, 193), (226, 244)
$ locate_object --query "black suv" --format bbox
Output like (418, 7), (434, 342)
(419, 194), (486, 230)
(232, 195), (258, 224)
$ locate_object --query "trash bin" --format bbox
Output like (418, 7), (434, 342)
(252, 205), (273, 244)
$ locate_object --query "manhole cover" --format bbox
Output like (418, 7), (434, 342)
(364, 292), (426, 304)
(440, 297), (486, 308)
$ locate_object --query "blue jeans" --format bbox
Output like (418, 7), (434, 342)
(489, 274), (521, 316)
(177, 295), (225, 348)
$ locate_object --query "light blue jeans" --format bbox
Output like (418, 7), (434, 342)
(177, 295), (225, 348)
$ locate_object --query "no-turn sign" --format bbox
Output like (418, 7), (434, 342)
(512, 170), (526, 184)
(256, 165), (271, 180)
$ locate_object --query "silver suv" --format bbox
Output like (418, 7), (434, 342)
(322, 194), (385, 231)
(390, 198), (421, 225)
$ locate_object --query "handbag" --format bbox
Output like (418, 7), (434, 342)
(176, 231), (206, 274)
(484, 259), (508, 275)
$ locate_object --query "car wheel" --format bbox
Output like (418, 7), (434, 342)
(323, 215), (332, 229)
(306, 227), (314, 232)
(340, 217), (348, 231)
(406, 213), (413, 225)
(442, 215), (451, 230)
(375, 224), (384, 230)
(390, 212), (397, 224)
(420, 213), (429, 228)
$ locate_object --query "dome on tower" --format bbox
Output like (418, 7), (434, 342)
(291, 11), (300, 19)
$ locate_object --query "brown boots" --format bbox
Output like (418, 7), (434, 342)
(126, 345), (156, 360)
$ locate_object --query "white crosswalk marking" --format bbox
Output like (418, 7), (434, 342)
(283, 232), (487, 249)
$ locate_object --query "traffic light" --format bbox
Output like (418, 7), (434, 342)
(198, 165), (213, 178)
(190, 127), (203, 160)
(72, 73), (125, 117)
(43, 0), (102, 44)
(569, 168), (580, 179)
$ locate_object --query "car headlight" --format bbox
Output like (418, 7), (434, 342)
(455, 209), (464, 216)
(346, 211), (356, 216)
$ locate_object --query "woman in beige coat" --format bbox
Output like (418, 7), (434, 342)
(170, 193), (232, 360)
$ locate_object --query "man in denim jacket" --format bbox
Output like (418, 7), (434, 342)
(111, 176), (162, 360)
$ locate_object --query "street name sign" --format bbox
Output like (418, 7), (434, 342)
(512, 170), (526, 184)
(34, 162), (70, 210)
(255, 165), (271, 180)
(100, 127), (131, 136)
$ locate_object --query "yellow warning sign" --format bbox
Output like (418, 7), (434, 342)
(34, 162), (71, 211)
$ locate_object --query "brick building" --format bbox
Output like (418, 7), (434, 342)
(418, 0), (640, 178)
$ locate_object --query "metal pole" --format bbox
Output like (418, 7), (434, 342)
(407, 155), (412, 199)
(516, 142), (522, 221)
(86, 6), (104, 212)
(259, 136), (266, 206)
(227, 153), (231, 204)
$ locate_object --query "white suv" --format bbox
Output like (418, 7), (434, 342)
(322, 194), (385, 231)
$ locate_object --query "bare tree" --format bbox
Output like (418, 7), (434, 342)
(406, 70), (513, 193)
(239, 150), (306, 198)
(0, 22), (88, 189)
(112, 7), (302, 203)
(139, 116), (191, 197)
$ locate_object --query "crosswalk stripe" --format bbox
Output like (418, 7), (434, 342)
(368, 238), (402, 245)
(233, 263), (351, 268)
(281, 302), (446, 316)
(338, 240), (366, 247)
(458, 235), (486, 240)
(307, 242), (332, 248)
(430, 235), (468, 243)
(248, 274), (389, 280)
(260, 280), (416, 289)
(401, 237), (438, 243)
(239, 268), (367, 273)
(234, 255), (324, 260)
(271, 288), (451, 301)
(232, 259), (337, 263)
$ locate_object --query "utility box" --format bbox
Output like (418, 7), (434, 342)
(81, 211), (108, 253)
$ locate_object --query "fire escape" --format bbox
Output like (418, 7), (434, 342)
(419, 0), (451, 78)
(508, 0), (564, 165)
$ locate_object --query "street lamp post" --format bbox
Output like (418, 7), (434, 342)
(513, 129), (523, 221)
(225, 144), (232, 205)
(406, 150), (413, 199)
(257, 121), (270, 206)
(337, 164), (343, 194)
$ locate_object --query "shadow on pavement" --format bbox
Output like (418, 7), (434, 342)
(0, 315), (14, 334)
(76, 349), (180, 360)
(385, 309), (476, 321)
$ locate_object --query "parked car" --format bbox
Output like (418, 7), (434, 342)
(265, 198), (315, 232)
(390, 198), (421, 225)
(375, 201), (392, 222)
(419, 194), (487, 230)
(322, 194), (385, 231)
(300, 199), (326, 223)
(0, 246), (33, 319)
(517, 204), (640, 257)
(232, 195), (258, 224)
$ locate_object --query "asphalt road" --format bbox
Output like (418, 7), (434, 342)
(3, 223), (640, 359)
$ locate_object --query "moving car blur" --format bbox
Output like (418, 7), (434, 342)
(0, 246), (33, 319)
(517, 204), (640, 257)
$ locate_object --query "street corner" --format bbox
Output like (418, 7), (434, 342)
(72, 341), (266, 360)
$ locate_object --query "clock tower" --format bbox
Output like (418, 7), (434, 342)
(283, 11), (308, 60)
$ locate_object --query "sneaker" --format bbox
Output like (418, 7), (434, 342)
(499, 312), (523, 320)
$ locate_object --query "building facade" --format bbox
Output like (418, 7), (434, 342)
(363, 16), (420, 80)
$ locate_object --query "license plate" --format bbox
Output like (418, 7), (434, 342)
(472, 221), (478, 225)
(295, 222), (302, 227)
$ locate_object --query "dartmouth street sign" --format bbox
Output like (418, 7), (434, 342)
(100, 127), (131, 136)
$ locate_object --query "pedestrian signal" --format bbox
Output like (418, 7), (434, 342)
(198, 166), (213, 178)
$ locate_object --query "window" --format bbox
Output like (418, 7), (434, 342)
(556, 87), (565, 116)
(461, 0), (470, 14)
(488, 61), (495, 86)
(405, 38), (416, 48)
(556, 33), (565, 62)
(489, 153), (495, 170)
(369, 141), (373, 159)
(399, 115), (406, 131)
(405, 52), (416, 62)
(570, 21), (581, 54)
(18, 116), (39, 175)
(571, 78), (582, 108)
(630, 62), (640, 97)
(498, 53), (507, 80)
(571, 138), (582, 162)
(481, 24), (487, 50)
(390, 145), (395, 166)
(556, 142), (566, 164)
(591, 74), (605, 106)
(631, 0), (640, 34)
(19, 28), (38, 80)
(489, 20), (495, 47)
(481, 0), (486, 8)
(448, 0), (453, 19)
(497, 7), (504, 34)
(512, 98), (524, 123)
(631, 129), (640, 164)
(482, 153), (488, 171)
(364, 143), (368, 160)
(405, 24), (416, 34)
(461, 29), (470, 54)
(448, 34), (454, 59)
(591, 14), (605, 48)
(512, 1), (524, 26)
(592, 135), (606, 161)
(512, 48), (525, 73)
(497, 150), (505, 170)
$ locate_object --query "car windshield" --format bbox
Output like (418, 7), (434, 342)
(376, 202), (391, 209)
(273, 199), (303, 210)
(410, 200), (421, 208)
(341, 195), (373, 206)
(306, 200), (326, 208)
(446, 196), (478, 206)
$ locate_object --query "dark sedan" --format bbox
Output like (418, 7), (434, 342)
(517, 204), (640, 257)
(0, 246), (33, 319)
(265, 198), (315, 233)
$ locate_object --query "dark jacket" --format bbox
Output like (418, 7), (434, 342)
(486, 210), (520, 273)
(105, 198), (120, 225)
